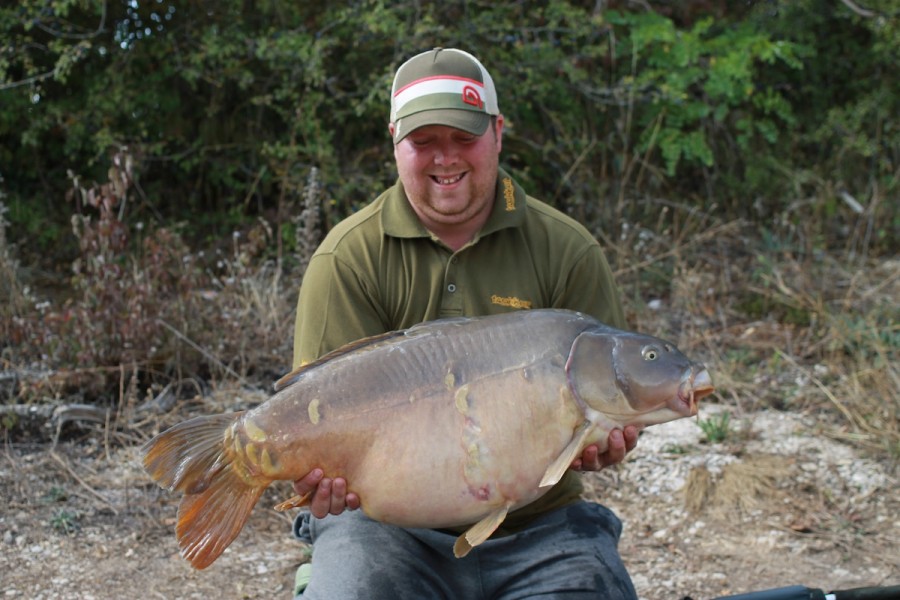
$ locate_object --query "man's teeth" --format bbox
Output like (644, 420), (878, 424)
(434, 174), (463, 185)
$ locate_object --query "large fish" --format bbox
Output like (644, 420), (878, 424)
(142, 309), (713, 569)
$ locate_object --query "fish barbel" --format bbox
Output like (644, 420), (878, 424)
(142, 309), (714, 568)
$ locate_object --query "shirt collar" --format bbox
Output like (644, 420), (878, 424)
(381, 167), (526, 240)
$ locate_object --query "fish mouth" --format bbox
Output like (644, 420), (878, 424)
(676, 367), (714, 416)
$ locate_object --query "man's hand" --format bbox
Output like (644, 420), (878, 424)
(293, 469), (361, 519)
(570, 426), (639, 471)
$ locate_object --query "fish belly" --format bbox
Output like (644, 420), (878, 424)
(344, 361), (586, 528)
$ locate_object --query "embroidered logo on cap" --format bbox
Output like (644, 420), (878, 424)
(462, 85), (483, 109)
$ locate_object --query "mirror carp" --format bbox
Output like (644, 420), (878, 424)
(142, 309), (714, 569)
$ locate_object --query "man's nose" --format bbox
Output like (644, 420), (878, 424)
(433, 143), (459, 165)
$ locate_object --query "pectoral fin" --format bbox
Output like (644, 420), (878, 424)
(539, 419), (592, 488)
(453, 504), (511, 558)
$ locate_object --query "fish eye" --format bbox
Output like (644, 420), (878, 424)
(642, 345), (660, 361)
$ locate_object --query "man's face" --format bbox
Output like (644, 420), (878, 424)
(392, 116), (504, 236)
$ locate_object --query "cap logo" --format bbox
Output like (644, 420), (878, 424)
(462, 85), (483, 109)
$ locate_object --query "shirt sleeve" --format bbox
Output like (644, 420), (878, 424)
(292, 252), (389, 368)
(552, 244), (626, 329)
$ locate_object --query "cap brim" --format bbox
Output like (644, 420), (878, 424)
(393, 110), (491, 143)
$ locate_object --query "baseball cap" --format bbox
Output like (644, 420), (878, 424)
(390, 48), (500, 143)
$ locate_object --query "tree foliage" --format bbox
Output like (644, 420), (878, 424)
(1, 0), (897, 260)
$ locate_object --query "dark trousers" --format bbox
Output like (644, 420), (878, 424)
(292, 500), (637, 599)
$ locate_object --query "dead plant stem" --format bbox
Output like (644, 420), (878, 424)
(613, 220), (741, 277)
(50, 450), (119, 516)
(156, 318), (245, 383)
(552, 138), (597, 204)
(773, 348), (863, 431)
(634, 108), (666, 191)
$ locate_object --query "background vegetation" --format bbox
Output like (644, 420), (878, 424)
(1, 1), (897, 464)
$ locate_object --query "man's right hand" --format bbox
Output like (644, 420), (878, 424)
(293, 469), (361, 518)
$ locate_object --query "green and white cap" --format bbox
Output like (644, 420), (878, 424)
(390, 48), (499, 143)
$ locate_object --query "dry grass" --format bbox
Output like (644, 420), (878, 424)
(1, 202), (36, 346)
(605, 204), (898, 469)
(683, 456), (787, 517)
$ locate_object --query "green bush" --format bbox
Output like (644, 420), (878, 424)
(1, 0), (895, 260)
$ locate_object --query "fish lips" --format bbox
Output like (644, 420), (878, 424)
(675, 366), (715, 417)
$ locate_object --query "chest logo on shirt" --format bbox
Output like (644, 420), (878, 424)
(491, 295), (532, 310)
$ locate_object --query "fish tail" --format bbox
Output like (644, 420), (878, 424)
(142, 412), (269, 569)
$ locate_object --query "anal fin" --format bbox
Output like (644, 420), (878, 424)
(453, 504), (511, 558)
(539, 419), (592, 488)
(274, 492), (312, 512)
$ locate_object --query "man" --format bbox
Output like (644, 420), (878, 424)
(290, 47), (639, 599)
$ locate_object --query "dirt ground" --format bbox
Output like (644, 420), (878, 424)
(1, 400), (897, 600)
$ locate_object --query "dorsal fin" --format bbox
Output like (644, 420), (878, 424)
(273, 315), (474, 392)
(273, 329), (408, 392)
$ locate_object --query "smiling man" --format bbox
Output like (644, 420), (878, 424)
(289, 48), (638, 599)
(389, 49), (501, 249)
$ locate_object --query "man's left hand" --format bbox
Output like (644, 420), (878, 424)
(571, 426), (639, 471)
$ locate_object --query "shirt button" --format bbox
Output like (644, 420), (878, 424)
(447, 284), (457, 293)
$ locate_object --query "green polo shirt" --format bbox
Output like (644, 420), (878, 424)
(292, 168), (625, 532)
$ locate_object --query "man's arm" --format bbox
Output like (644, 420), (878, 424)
(552, 244), (626, 329)
(293, 252), (388, 368)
